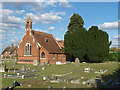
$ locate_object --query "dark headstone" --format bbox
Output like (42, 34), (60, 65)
(88, 78), (101, 88)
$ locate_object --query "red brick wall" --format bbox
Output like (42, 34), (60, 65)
(39, 47), (49, 63)
(48, 54), (66, 64)
(18, 31), (39, 64)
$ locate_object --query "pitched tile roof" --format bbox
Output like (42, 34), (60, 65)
(57, 40), (64, 48)
(26, 16), (32, 22)
(32, 30), (63, 54)
(1, 46), (17, 55)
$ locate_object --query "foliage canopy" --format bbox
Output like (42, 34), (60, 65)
(64, 13), (110, 62)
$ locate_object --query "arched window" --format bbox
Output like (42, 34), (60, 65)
(53, 54), (55, 59)
(41, 52), (45, 59)
(25, 42), (31, 55)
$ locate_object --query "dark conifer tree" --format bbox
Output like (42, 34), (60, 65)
(64, 13), (86, 61)
(64, 14), (110, 63)
(87, 26), (109, 62)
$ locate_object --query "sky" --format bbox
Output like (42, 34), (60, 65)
(0, 0), (119, 54)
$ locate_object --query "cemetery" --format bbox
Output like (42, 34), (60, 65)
(1, 58), (119, 88)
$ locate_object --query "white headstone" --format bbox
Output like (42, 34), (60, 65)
(43, 77), (46, 80)
(0, 65), (5, 72)
(14, 69), (16, 73)
(22, 75), (24, 79)
(81, 77), (84, 79)
(1, 55), (3, 59)
(33, 60), (38, 66)
(17, 73), (20, 76)
(14, 57), (17, 65)
(42, 67), (45, 70)
(75, 58), (80, 67)
(4, 74), (6, 78)
(29, 67), (31, 70)
(21, 66), (25, 71)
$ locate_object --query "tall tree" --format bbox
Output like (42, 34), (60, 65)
(87, 26), (109, 62)
(67, 13), (84, 33)
(71, 28), (87, 60)
(64, 14), (110, 63)
(64, 13), (86, 61)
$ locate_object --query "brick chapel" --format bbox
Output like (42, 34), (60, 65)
(17, 17), (66, 64)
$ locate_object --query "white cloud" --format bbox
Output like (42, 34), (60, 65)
(2, 1), (56, 12)
(0, 34), (7, 40)
(11, 39), (20, 45)
(2, 0), (42, 2)
(19, 32), (22, 34)
(7, 33), (15, 36)
(2, 9), (13, 15)
(15, 10), (26, 14)
(48, 26), (55, 31)
(56, 37), (62, 40)
(113, 35), (120, 39)
(44, 0), (57, 7)
(24, 12), (64, 24)
(35, 29), (48, 33)
(0, 3), (2, 9)
(110, 36), (119, 47)
(111, 42), (119, 48)
(55, 12), (66, 16)
(12, 31), (16, 34)
(59, 0), (72, 8)
(0, 36), (7, 40)
(0, 8), (25, 32)
(7, 16), (24, 23)
(0, 23), (17, 27)
(15, 36), (18, 39)
(98, 21), (118, 30)
(0, 30), (7, 33)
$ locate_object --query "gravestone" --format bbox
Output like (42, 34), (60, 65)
(33, 60), (38, 66)
(75, 58), (80, 67)
(42, 67), (45, 70)
(14, 57), (17, 65)
(29, 67), (31, 70)
(84, 67), (90, 73)
(0, 65), (6, 72)
(22, 75), (24, 79)
(41, 62), (45, 66)
(17, 73), (20, 76)
(63, 86), (66, 90)
(21, 66), (25, 71)
(1, 55), (3, 59)
(34, 77), (37, 80)
(81, 77), (84, 79)
(88, 78), (101, 88)
(43, 76), (47, 80)
(48, 86), (52, 90)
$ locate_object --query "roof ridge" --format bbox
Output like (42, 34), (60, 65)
(32, 30), (52, 36)
(32, 30), (63, 54)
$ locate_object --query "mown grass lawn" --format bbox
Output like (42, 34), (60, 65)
(2, 59), (119, 88)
